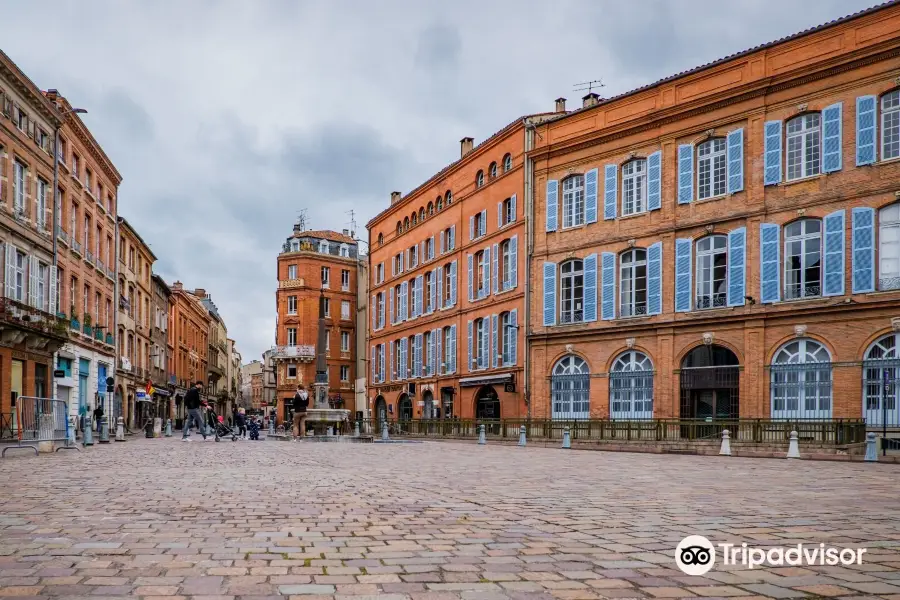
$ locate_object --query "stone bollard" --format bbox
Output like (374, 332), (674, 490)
(562, 426), (571, 449)
(864, 432), (878, 462)
(99, 416), (110, 443)
(68, 416), (77, 446)
(83, 417), (94, 446)
(165, 419), (172, 437)
(268, 418), (275, 436)
(115, 417), (125, 442)
(381, 420), (389, 441)
(478, 424), (486, 445)
(518, 425), (526, 447)
(719, 429), (732, 456)
(786, 430), (800, 459)
(354, 421), (360, 437)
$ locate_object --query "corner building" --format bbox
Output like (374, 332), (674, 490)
(366, 118), (550, 423)
(528, 3), (900, 428)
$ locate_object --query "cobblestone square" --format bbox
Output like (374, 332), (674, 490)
(1, 439), (899, 600)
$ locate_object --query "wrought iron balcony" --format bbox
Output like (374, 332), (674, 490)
(559, 310), (584, 325)
(57, 226), (69, 245)
(880, 277), (900, 292)
(784, 284), (821, 300)
(620, 303), (648, 318)
(696, 294), (727, 310)
(85, 250), (95, 265)
(106, 266), (115, 279)
(270, 344), (315, 360)
(0, 298), (69, 342)
(72, 240), (82, 255)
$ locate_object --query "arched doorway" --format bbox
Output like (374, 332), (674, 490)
(475, 386), (500, 419)
(864, 333), (900, 426)
(397, 394), (413, 421)
(551, 355), (590, 419)
(422, 390), (435, 419)
(374, 396), (387, 424)
(771, 338), (832, 420)
(680, 345), (740, 420)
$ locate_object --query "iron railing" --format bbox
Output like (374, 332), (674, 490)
(770, 362), (833, 420)
(696, 294), (727, 309)
(880, 277), (900, 292)
(785, 283), (822, 300)
(863, 359), (900, 427)
(551, 373), (591, 419)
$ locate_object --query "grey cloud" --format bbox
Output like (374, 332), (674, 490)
(97, 88), (155, 144)
(415, 22), (462, 72)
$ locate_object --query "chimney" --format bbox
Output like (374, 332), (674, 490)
(582, 93), (600, 109)
(555, 97), (567, 113)
(293, 222), (302, 233)
(194, 288), (206, 299)
(460, 137), (474, 158)
(342, 229), (349, 236)
(390, 191), (401, 205)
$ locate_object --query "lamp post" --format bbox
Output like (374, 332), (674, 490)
(52, 107), (87, 271)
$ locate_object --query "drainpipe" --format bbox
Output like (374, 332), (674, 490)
(523, 120), (534, 420)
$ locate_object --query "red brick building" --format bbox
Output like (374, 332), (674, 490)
(168, 281), (210, 424)
(272, 225), (357, 423)
(528, 3), (900, 427)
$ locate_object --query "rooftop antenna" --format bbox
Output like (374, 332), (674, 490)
(573, 79), (605, 96)
(346, 209), (357, 239)
(297, 208), (308, 232)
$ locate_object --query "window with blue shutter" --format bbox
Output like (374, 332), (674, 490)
(760, 223), (781, 303)
(822, 103), (843, 173)
(469, 215), (475, 241)
(449, 225), (455, 249)
(497, 201), (503, 228)
(450, 260), (458, 305)
(764, 121), (783, 185)
(726, 128), (744, 194)
(467, 320), (473, 372)
(483, 246), (491, 298)
(430, 269), (437, 312)
(510, 235), (518, 288)
(389, 292), (394, 325)
(726, 228), (746, 307)
(436, 266), (444, 309)
(601, 252), (616, 320)
(467, 254), (474, 302)
(543, 262), (557, 326)
(546, 180), (558, 232)
(510, 309), (518, 365)
(435, 328), (442, 375)
(491, 314), (498, 368)
(852, 206), (875, 293)
(371, 294), (377, 330)
(603, 165), (617, 220)
(585, 168), (599, 223)
(449, 325), (457, 373)
(583, 254), (598, 322)
(388, 340), (394, 381)
(647, 151), (662, 211)
(492, 243), (499, 294)
(439, 231), (444, 254)
(678, 144), (694, 204)
(856, 95), (877, 166)
(371, 346), (376, 383)
(416, 275), (424, 315)
(510, 194), (517, 222)
(823, 210), (845, 296)
(674, 238), (692, 312)
(400, 338), (407, 379)
(480, 210), (487, 237)
(647, 242), (662, 315)
(400, 281), (408, 320)
(415, 333), (423, 378)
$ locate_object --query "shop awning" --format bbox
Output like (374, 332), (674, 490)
(458, 373), (513, 388)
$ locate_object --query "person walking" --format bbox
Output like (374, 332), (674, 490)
(292, 385), (309, 440)
(93, 404), (104, 433)
(181, 381), (207, 441)
(236, 408), (247, 440)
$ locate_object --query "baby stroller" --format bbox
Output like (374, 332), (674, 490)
(206, 407), (237, 442)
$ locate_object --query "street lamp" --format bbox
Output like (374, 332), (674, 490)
(52, 107), (87, 272)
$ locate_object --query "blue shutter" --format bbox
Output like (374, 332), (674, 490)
(585, 168), (599, 223)
(727, 228), (746, 307)
(430, 235), (435, 260)
(674, 238), (692, 313)
(491, 243), (498, 294)
(727, 128), (744, 194)
(491, 314), (498, 368)
(856, 95), (877, 166)
(603, 164), (617, 220)
(822, 103), (843, 173)
(601, 252), (616, 320)
(379, 294), (385, 328)
(430, 269), (437, 312)
(416, 275), (424, 315)
(435, 328), (442, 374)
(415, 333), (423, 378)
(388, 340), (394, 381)
(823, 210), (846, 297)
(450, 225), (455, 249)
(450, 325), (457, 373)
(399, 282), (406, 320)
(469, 215), (474, 241)
(439, 231), (444, 254)
(546, 180), (558, 232)
(467, 320), (473, 372)
(677, 144), (693, 204)
(583, 254), (598, 322)
(483, 246), (491, 298)
(400, 251), (404, 272)
(371, 294), (377, 330)
(498, 201), (503, 228)
(467, 254), (473, 301)
(647, 151), (661, 211)
(400, 338), (407, 379)
(371, 346), (376, 383)
(852, 206), (875, 293)
(510, 309), (518, 366)
(510, 235), (518, 289)
(409, 279), (416, 318)
(450, 260), (457, 305)
(389, 292), (394, 325)
(436, 266), (444, 309)
(510, 194), (517, 222)
(760, 223), (781, 303)
(542, 262), (557, 326)
(647, 242), (662, 315)
(764, 120), (782, 185)
(480, 210), (486, 236)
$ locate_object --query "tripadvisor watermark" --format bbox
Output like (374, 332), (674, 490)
(675, 535), (867, 576)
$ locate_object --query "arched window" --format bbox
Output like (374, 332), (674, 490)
(883, 90), (900, 161)
(396, 221), (402, 235)
(445, 190), (453, 205)
(489, 162), (498, 180)
(403, 217), (409, 230)
(411, 212), (417, 226)
(697, 138), (727, 200)
(622, 159), (647, 216)
(436, 198), (443, 212)
(559, 259), (584, 324)
(503, 153), (512, 172)
(475, 170), (484, 188)
(378, 233), (384, 246)
(610, 351), (654, 420)
(429, 200), (436, 215)
(770, 339), (832, 419)
(863, 333), (900, 426)
(784, 219), (821, 299)
(786, 113), (821, 180)
(562, 175), (585, 228)
(551, 355), (589, 419)
(696, 235), (727, 309)
(879, 204), (900, 291)
(620, 249), (647, 317)
(418, 208), (425, 222)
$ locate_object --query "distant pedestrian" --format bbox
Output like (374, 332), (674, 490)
(236, 408), (247, 439)
(181, 381), (207, 442)
(292, 385), (309, 439)
(93, 405), (104, 432)
(248, 416), (260, 440)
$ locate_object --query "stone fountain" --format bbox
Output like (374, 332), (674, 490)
(303, 289), (350, 435)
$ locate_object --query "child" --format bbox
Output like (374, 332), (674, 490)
(248, 416), (260, 440)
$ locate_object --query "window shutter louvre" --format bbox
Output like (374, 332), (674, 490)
(823, 210), (846, 296)
(491, 314), (498, 368)
(601, 252), (616, 320)
(49, 266), (57, 315)
(498, 201), (503, 228)
(449, 225), (455, 249)
(677, 144), (694, 204)
(400, 281), (408, 320)
(371, 346), (376, 383)
(492, 243), (498, 294)
(726, 128), (744, 194)
(429, 269), (437, 312)
(467, 320), (473, 372)
(546, 180), (558, 232)
(371, 294), (377, 330)
(603, 164), (617, 220)
(389, 292), (394, 325)
(389, 340), (394, 381)
(647, 242), (662, 315)
(510, 235), (518, 289)
(379, 295), (385, 327)
(856, 95), (877, 166)
(467, 254), (473, 301)
(822, 103), (843, 173)
(510, 194), (517, 222)
(764, 120), (783, 185)
(450, 260), (457, 305)
(400, 338), (407, 379)
(542, 262), (557, 326)
(480, 210), (486, 236)
(727, 228), (746, 307)
(675, 238), (692, 312)
(450, 325), (457, 373)
(760, 223), (781, 303)
(852, 206), (875, 293)
(436, 266), (444, 309)
(583, 253), (598, 322)
(469, 215), (474, 240)
(435, 328), (443, 374)
(439, 231), (444, 254)
(510, 309), (518, 366)
(647, 152), (661, 211)
(28, 255), (38, 308)
(585, 168), (599, 222)
(415, 333), (423, 378)
(5, 243), (15, 299)
(417, 275), (424, 316)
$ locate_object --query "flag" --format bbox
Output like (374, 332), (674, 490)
(146, 380), (155, 396)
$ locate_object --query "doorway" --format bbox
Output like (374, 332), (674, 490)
(680, 345), (740, 438)
(398, 394), (413, 421)
(374, 396), (387, 424)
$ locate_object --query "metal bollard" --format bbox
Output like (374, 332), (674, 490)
(165, 419), (172, 437)
(719, 429), (732, 456)
(115, 417), (125, 442)
(562, 426), (571, 449)
(354, 421), (360, 437)
(99, 416), (110, 443)
(864, 432), (878, 462)
(83, 417), (94, 446)
(68, 416), (77, 446)
(478, 424), (486, 445)
(786, 430), (800, 459)
(518, 425), (526, 447)
(268, 418), (275, 436)
(381, 420), (389, 441)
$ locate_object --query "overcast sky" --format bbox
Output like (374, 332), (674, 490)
(0, 0), (877, 362)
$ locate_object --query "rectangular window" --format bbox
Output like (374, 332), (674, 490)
(560, 260), (584, 324)
(395, 253), (402, 274)
(620, 250), (648, 317)
(288, 264), (297, 279)
(341, 331), (350, 352)
(341, 269), (350, 290)
(501, 240), (512, 290)
(562, 177), (585, 227)
(340, 365), (350, 382)
(324, 298), (330, 317)
(321, 266), (330, 287)
(786, 114), (821, 181)
(476, 250), (488, 297)
(287, 328), (297, 346)
(72, 154), (79, 178)
(474, 319), (485, 368)
(85, 169), (92, 191)
(325, 329), (330, 352)
(341, 300), (350, 320)
(622, 160), (647, 216)
(37, 263), (47, 310)
(697, 138), (727, 200)
(442, 228), (454, 252)
(425, 271), (433, 312)
(695, 236), (728, 309)
(784, 219), (822, 299)
(409, 245), (418, 268)
(376, 263), (384, 284)
(502, 197), (514, 226)
(883, 91), (900, 161)
(13, 160), (25, 212)
(474, 212), (485, 238)
(287, 364), (297, 378)
(287, 295), (297, 314)
(13, 251), (25, 302)
(444, 265), (452, 306)
(36, 178), (47, 229)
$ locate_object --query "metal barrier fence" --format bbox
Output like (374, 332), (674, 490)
(1, 397), (76, 456)
(360, 418), (866, 445)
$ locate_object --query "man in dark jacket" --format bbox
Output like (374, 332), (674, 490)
(292, 385), (309, 439)
(181, 381), (207, 441)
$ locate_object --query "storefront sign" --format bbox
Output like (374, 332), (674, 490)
(376, 384), (404, 393)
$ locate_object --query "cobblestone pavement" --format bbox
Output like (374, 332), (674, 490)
(1, 438), (900, 600)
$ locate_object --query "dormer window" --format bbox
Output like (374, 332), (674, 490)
(290, 240), (299, 251)
(319, 240), (329, 253)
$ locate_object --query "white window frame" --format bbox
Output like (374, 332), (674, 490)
(14, 251), (25, 302)
(288, 265), (297, 280)
(609, 351), (654, 420)
(324, 298), (331, 318)
(341, 300), (350, 320)
(443, 265), (452, 306)
(500, 311), (512, 365)
(376, 263), (384, 284)
(559, 259), (584, 325)
(425, 271), (433, 312)
(620, 249), (648, 317)
(695, 235), (728, 309)
(880, 204), (900, 291)
(341, 269), (350, 290)
(784, 219), (822, 300)
(287, 295), (297, 315)
(341, 331), (350, 352)
(551, 355), (590, 419)
(697, 138), (727, 200)
(770, 339), (832, 420)
(13, 160), (25, 213)
(321, 266), (330, 287)
(562, 175), (585, 228)
(38, 263), (47, 310)
(786, 113), (821, 181)
(882, 90), (900, 161)
(340, 365), (350, 382)
(319, 240), (329, 253)
(501, 239), (512, 290)
(621, 159), (647, 216)
(476, 250), (488, 298)
(287, 364), (297, 379)
(473, 318), (485, 369)
(36, 178), (47, 229)
(503, 154), (512, 172)
(287, 327), (297, 346)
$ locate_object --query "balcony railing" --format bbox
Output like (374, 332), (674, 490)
(105, 332), (114, 346)
(0, 298), (69, 339)
(85, 250), (94, 265)
(559, 311), (584, 325)
(72, 240), (82, 255)
(57, 226), (69, 245)
(270, 344), (315, 360)
(880, 277), (900, 292)
(620, 303), (648, 318)
(696, 294), (727, 310)
(106, 266), (115, 279)
(785, 283), (821, 301)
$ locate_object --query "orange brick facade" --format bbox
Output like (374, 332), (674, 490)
(528, 4), (900, 427)
(168, 282), (209, 420)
